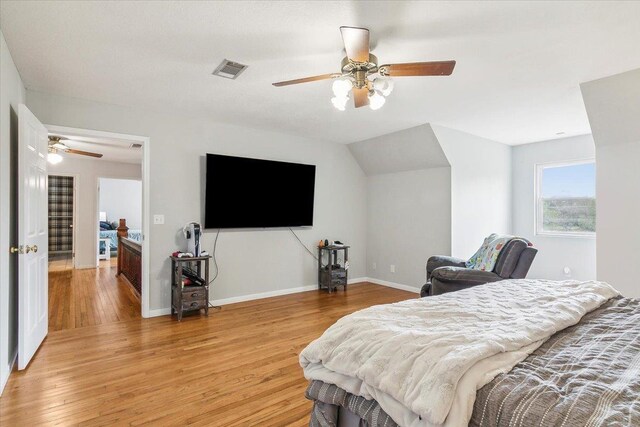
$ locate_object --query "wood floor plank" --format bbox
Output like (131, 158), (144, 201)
(1, 276), (415, 426)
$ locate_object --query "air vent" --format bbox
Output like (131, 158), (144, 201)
(130, 143), (143, 149)
(212, 59), (248, 79)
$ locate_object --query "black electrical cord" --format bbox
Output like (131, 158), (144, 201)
(289, 228), (322, 265)
(208, 228), (222, 311)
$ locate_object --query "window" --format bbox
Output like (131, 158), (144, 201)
(536, 160), (596, 236)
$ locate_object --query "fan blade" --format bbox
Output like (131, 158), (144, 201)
(340, 26), (370, 63)
(272, 73), (340, 87)
(380, 60), (456, 77)
(353, 87), (369, 108)
(65, 148), (103, 158)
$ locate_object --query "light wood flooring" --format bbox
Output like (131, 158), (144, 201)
(48, 255), (140, 332)
(1, 281), (414, 426)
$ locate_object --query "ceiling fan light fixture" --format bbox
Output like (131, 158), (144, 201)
(331, 95), (349, 111)
(372, 76), (394, 96)
(331, 77), (353, 97)
(47, 151), (63, 164)
(368, 90), (386, 110)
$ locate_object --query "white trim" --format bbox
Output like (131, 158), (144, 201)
(534, 158), (596, 238)
(74, 264), (98, 270)
(365, 277), (421, 294)
(0, 350), (17, 396)
(147, 277), (371, 317)
(44, 125), (151, 318)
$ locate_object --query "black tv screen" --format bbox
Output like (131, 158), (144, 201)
(205, 154), (316, 229)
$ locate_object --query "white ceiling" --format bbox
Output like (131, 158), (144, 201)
(50, 132), (142, 164)
(2, 1), (640, 145)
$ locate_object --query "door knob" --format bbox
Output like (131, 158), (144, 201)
(30, 245), (38, 253)
(10, 246), (23, 254)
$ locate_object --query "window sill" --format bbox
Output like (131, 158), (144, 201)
(535, 231), (596, 239)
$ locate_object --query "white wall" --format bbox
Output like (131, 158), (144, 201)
(0, 30), (26, 394)
(511, 135), (596, 281)
(367, 168), (451, 289)
(434, 125), (512, 259)
(26, 90), (368, 311)
(48, 158), (141, 268)
(581, 68), (640, 298)
(99, 178), (142, 229)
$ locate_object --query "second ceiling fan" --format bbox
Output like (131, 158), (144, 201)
(48, 136), (103, 164)
(272, 26), (456, 110)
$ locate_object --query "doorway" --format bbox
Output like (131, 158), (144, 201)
(48, 175), (75, 272)
(45, 125), (151, 320)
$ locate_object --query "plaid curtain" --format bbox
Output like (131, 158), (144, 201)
(48, 175), (74, 252)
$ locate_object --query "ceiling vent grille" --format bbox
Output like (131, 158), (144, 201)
(212, 59), (248, 79)
(130, 143), (143, 149)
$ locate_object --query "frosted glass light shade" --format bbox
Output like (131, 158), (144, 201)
(331, 96), (349, 111)
(48, 152), (63, 164)
(372, 76), (394, 96)
(332, 78), (353, 97)
(368, 90), (386, 110)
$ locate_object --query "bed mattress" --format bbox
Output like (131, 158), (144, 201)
(306, 296), (640, 426)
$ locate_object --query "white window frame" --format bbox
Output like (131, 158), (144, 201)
(534, 158), (596, 238)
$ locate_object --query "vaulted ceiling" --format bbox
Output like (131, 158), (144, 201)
(1, 1), (639, 145)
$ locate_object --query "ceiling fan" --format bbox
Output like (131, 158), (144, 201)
(48, 136), (103, 164)
(272, 26), (456, 111)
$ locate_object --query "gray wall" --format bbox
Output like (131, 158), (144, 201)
(26, 90), (368, 312)
(99, 178), (143, 230)
(0, 30), (25, 394)
(434, 125), (512, 259)
(581, 68), (640, 298)
(48, 158), (142, 268)
(367, 168), (451, 288)
(511, 135), (596, 280)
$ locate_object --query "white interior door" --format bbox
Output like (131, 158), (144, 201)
(17, 104), (48, 370)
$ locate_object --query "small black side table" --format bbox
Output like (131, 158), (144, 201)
(170, 255), (211, 321)
(318, 245), (349, 293)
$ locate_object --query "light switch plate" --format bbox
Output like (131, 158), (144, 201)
(153, 214), (165, 225)
(390, 264), (396, 273)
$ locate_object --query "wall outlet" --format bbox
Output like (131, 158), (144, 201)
(390, 264), (396, 273)
(563, 266), (572, 277)
(153, 214), (165, 225)
(372, 262), (377, 270)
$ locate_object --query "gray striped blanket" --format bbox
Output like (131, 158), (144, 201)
(307, 297), (640, 426)
(470, 296), (640, 427)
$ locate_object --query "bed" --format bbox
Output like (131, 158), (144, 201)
(300, 279), (640, 426)
(98, 229), (142, 253)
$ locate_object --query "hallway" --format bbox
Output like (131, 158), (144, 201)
(48, 258), (140, 332)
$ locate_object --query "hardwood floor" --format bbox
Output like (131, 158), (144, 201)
(48, 257), (140, 332)
(1, 283), (415, 426)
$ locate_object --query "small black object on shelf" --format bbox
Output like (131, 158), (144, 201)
(317, 244), (349, 293)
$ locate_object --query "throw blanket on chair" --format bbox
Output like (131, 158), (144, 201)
(466, 233), (518, 271)
(300, 279), (619, 426)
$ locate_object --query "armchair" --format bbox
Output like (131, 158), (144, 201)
(421, 239), (538, 297)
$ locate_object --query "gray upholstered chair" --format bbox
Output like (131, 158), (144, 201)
(421, 238), (537, 297)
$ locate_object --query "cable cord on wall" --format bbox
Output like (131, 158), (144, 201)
(289, 228), (319, 262)
(208, 228), (222, 311)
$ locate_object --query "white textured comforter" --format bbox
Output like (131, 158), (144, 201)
(300, 279), (619, 426)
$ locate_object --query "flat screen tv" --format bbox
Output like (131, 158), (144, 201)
(205, 154), (316, 229)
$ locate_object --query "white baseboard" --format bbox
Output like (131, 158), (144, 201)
(148, 307), (172, 317)
(365, 277), (420, 294)
(210, 285), (317, 306)
(148, 277), (371, 317)
(0, 351), (18, 396)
